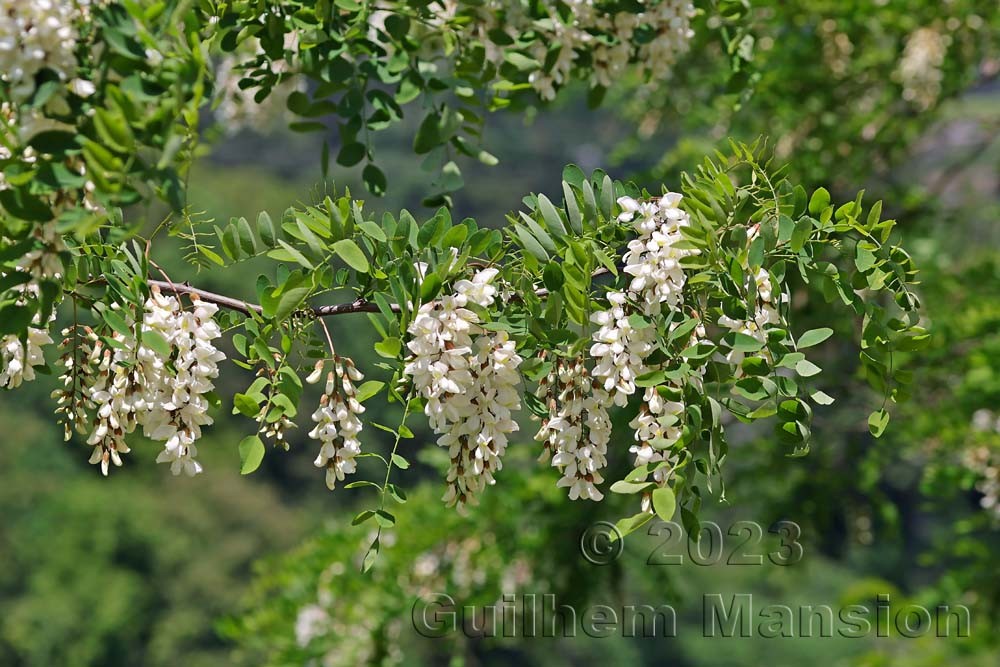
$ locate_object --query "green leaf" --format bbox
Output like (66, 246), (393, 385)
(275, 285), (311, 321)
(352, 510), (375, 526)
(102, 309), (132, 339)
(374, 336), (402, 358)
(358, 220), (387, 242)
(238, 435), (265, 475)
(514, 225), (549, 261)
(233, 393), (261, 418)
(269, 241), (314, 269)
(610, 480), (654, 494)
(362, 164), (387, 196)
(727, 332), (765, 353)
(337, 142), (365, 167)
(413, 111), (440, 154)
(362, 540), (379, 573)
(237, 217), (257, 255)
(536, 194), (566, 235)
(391, 453), (410, 470)
(808, 187), (830, 216)
(440, 161), (463, 191)
(798, 328), (833, 348)
(257, 211), (277, 246)
(332, 239), (370, 273)
(868, 409), (890, 437)
(651, 486), (677, 522)
(504, 52), (541, 71)
(0, 304), (34, 336)
(811, 390), (835, 405)
(795, 359), (822, 377)
(356, 380), (385, 402)
(141, 329), (171, 358)
(612, 512), (654, 542)
(542, 262), (564, 291)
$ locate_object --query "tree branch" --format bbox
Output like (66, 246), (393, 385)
(147, 265), (615, 319)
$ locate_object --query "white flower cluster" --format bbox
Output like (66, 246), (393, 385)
(535, 357), (612, 501)
(430, 0), (695, 101)
(966, 409), (1000, 520)
(0, 281), (53, 389)
(0, 0), (84, 102)
(898, 27), (947, 111)
(404, 268), (523, 512)
(213, 30), (302, 133)
(630, 384), (685, 510)
(590, 192), (699, 407)
(590, 291), (656, 405)
(65, 290), (224, 476)
(306, 356), (366, 490)
(718, 267), (782, 369)
(141, 291), (226, 476)
(16, 220), (66, 278)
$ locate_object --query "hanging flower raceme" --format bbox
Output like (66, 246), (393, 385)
(429, 0), (695, 101)
(591, 192), (699, 406)
(535, 357), (612, 502)
(404, 268), (522, 512)
(590, 291), (656, 406)
(718, 267), (783, 370)
(307, 356), (366, 490)
(0, 0), (82, 103)
(0, 280), (54, 390)
(62, 289), (225, 476)
(140, 291), (226, 476)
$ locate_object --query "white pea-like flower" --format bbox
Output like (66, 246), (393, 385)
(78, 289), (225, 476)
(404, 267), (521, 512)
(307, 358), (366, 490)
(141, 292), (226, 476)
(535, 358), (611, 502)
(0, 279), (54, 389)
(718, 268), (783, 369)
(0, 0), (82, 102)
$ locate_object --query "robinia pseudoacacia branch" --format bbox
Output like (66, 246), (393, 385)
(0, 2), (926, 550)
(2, 149), (926, 539)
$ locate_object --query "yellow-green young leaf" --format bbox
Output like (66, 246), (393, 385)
(333, 239), (370, 273)
(391, 453), (410, 469)
(651, 486), (677, 522)
(808, 187), (830, 216)
(238, 435), (265, 474)
(374, 336), (402, 358)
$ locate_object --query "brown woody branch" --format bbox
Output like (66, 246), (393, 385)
(147, 266), (614, 319)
